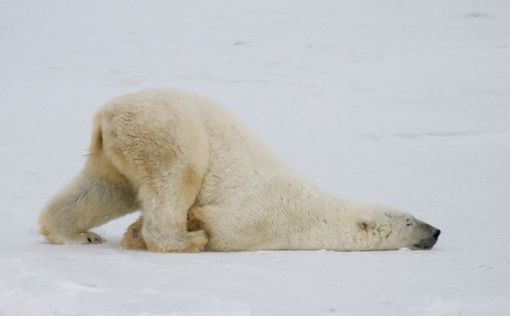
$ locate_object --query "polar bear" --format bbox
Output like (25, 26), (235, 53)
(39, 89), (441, 252)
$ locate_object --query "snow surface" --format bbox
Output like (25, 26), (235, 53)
(1, 0), (510, 315)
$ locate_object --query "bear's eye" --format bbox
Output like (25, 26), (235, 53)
(406, 219), (413, 227)
(359, 222), (369, 231)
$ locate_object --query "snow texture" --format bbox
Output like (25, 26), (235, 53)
(1, 0), (509, 315)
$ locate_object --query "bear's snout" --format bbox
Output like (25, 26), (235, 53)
(413, 225), (441, 250)
(433, 229), (441, 240)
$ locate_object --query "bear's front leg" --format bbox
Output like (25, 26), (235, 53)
(121, 216), (147, 250)
(122, 211), (205, 251)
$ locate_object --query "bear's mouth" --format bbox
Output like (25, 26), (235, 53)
(413, 240), (435, 249)
(413, 229), (441, 250)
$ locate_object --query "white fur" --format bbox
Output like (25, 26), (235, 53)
(39, 89), (439, 252)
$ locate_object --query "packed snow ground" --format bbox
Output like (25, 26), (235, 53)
(1, 0), (509, 315)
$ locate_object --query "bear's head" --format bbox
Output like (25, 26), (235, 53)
(355, 207), (441, 250)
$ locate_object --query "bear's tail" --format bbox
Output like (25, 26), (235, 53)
(89, 113), (103, 155)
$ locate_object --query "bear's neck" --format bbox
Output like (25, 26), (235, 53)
(270, 175), (361, 251)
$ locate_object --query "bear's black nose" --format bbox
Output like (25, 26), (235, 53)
(433, 229), (441, 240)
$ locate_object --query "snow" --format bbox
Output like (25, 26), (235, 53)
(1, 0), (509, 315)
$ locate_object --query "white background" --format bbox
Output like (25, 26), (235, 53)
(1, 1), (509, 315)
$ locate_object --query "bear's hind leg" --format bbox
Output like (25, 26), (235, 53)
(137, 166), (209, 252)
(99, 102), (210, 252)
(39, 165), (139, 244)
(39, 118), (139, 244)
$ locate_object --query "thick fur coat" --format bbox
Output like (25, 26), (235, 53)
(39, 89), (440, 252)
